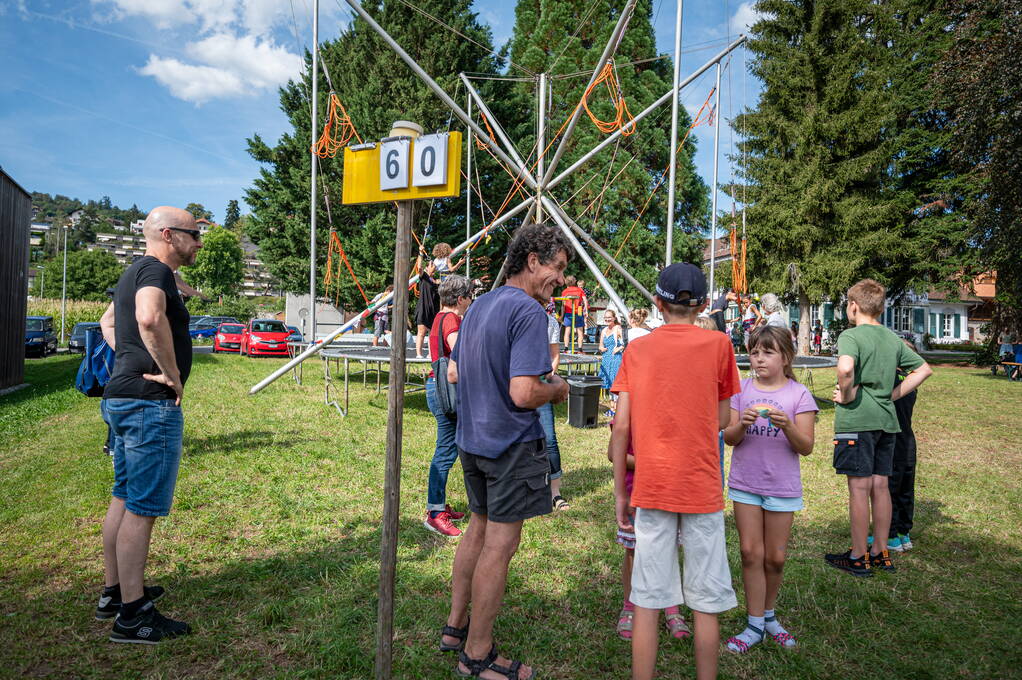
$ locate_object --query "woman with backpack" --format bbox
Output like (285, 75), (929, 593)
(423, 275), (473, 537)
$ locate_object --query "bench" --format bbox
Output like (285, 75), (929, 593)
(993, 362), (1022, 381)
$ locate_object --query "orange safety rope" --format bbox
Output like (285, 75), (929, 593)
(324, 231), (370, 306)
(604, 87), (716, 273)
(311, 93), (362, 158)
(582, 61), (636, 136)
(729, 211), (748, 295)
(476, 111), (498, 150)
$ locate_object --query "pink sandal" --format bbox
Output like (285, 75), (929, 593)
(616, 608), (634, 640)
(665, 611), (691, 639)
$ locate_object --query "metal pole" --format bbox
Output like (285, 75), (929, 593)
(60, 223), (68, 345)
(541, 195), (631, 341)
(548, 35), (747, 191)
(465, 91), (472, 279)
(344, 0), (536, 191)
(709, 61), (721, 296)
(536, 72), (546, 221)
(665, 0), (684, 267)
(460, 74), (533, 178)
(541, 0), (639, 185)
(546, 198), (655, 304)
(375, 199), (413, 680)
(309, 0), (320, 341)
(249, 197), (535, 394)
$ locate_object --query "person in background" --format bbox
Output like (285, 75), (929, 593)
(708, 288), (738, 333)
(741, 294), (762, 350)
(431, 242), (465, 281)
(96, 206), (200, 644)
(760, 293), (786, 329)
(560, 275), (587, 350)
(541, 299), (568, 510)
(371, 285), (394, 348)
(627, 308), (653, 341)
(875, 337), (922, 554)
(577, 278), (592, 346)
(694, 315), (717, 332)
(414, 253), (440, 359)
(599, 309), (625, 416)
(423, 276), (473, 538)
(812, 321), (824, 355)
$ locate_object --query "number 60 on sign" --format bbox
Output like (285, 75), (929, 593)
(342, 131), (462, 205)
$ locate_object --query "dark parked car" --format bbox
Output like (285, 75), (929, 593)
(286, 325), (304, 343)
(69, 322), (102, 353)
(25, 316), (58, 357)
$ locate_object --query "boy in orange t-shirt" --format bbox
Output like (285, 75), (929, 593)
(609, 263), (741, 680)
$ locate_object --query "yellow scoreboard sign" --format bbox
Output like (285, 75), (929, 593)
(342, 131), (462, 205)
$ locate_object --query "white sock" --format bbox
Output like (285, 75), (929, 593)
(764, 609), (784, 635)
(727, 616), (764, 651)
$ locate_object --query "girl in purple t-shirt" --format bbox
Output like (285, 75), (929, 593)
(722, 326), (818, 654)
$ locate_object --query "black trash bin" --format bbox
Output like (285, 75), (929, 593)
(566, 375), (603, 428)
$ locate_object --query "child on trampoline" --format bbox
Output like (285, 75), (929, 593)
(430, 242), (463, 281)
(722, 326), (817, 653)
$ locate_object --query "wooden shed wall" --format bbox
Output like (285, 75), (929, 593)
(1, 169), (31, 391)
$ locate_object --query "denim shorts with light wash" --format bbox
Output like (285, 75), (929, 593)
(101, 398), (184, 517)
(727, 487), (804, 512)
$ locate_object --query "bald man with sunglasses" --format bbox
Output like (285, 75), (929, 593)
(96, 206), (202, 644)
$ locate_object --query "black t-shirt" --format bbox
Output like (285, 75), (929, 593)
(104, 256), (192, 400)
(709, 293), (730, 333)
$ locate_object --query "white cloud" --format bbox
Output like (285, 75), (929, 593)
(138, 34), (302, 104)
(138, 56), (246, 103)
(191, 33), (303, 90)
(97, 0), (195, 29)
(730, 1), (765, 35)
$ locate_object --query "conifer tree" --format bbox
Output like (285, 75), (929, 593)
(733, 0), (918, 351)
(505, 0), (710, 306)
(245, 0), (509, 309)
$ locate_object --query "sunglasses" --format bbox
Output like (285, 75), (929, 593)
(164, 227), (202, 240)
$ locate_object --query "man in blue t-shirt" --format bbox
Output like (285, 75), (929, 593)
(440, 223), (571, 679)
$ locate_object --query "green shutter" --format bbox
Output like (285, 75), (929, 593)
(913, 308), (925, 333)
(929, 313), (936, 335)
(938, 314), (945, 338)
(954, 314), (961, 338)
(824, 303), (834, 324)
(788, 304), (799, 323)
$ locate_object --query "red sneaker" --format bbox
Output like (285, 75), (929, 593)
(424, 511), (462, 537)
(445, 505), (466, 521)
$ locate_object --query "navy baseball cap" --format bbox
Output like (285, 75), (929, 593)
(655, 263), (707, 306)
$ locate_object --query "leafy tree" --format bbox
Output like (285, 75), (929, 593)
(505, 0), (709, 306)
(245, 0), (511, 308)
(34, 249), (123, 301)
(733, 0), (930, 352)
(71, 206), (104, 247)
(181, 225), (244, 297)
(933, 0), (1022, 337)
(224, 199), (241, 232)
(185, 202), (214, 222)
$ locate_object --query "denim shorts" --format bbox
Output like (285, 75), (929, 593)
(728, 487), (804, 512)
(101, 398), (184, 517)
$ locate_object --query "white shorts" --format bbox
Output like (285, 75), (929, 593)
(630, 507), (737, 613)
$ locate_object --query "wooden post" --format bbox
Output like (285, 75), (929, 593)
(375, 199), (415, 679)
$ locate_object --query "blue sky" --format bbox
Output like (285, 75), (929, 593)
(1, 0), (760, 224)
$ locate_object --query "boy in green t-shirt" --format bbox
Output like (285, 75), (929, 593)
(824, 279), (932, 577)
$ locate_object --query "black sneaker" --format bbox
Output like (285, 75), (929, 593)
(109, 603), (190, 644)
(824, 550), (872, 577)
(95, 585), (166, 620)
(868, 549), (897, 572)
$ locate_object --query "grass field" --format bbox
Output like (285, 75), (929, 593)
(1, 352), (1021, 679)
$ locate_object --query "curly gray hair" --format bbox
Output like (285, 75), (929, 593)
(760, 292), (783, 314)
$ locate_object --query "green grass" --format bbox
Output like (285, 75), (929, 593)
(1, 352), (1021, 679)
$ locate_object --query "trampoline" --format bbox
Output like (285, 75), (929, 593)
(312, 345), (599, 416)
(734, 354), (838, 392)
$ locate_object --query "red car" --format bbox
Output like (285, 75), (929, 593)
(213, 323), (246, 353)
(241, 319), (290, 357)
